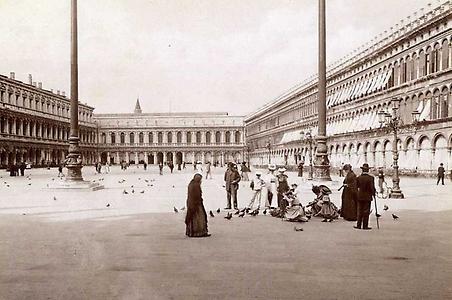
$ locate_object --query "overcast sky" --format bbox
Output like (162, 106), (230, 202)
(0, 0), (434, 116)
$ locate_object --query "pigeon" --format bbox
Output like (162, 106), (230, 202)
(123, 190), (128, 194)
(180, 206), (186, 211)
(239, 208), (247, 213)
(28, 183), (32, 186)
(140, 190), (145, 194)
(106, 203), (110, 207)
(174, 207), (179, 213)
(234, 210), (240, 215)
(53, 196), (57, 201)
(376, 213), (382, 218)
(383, 205), (389, 211)
(138, 178), (141, 180)
(238, 212), (245, 217)
(172, 185), (175, 188)
(294, 226), (304, 232)
(209, 210), (215, 218)
(22, 213), (26, 216)
(224, 212), (232, 220)
(392, 213), (399, 220)
(216, 208), (220, 214)
(145, 179), (149, 183)
(6, 184), (9, 187)
(51, 178), (55, 181)
(263, 209), (267, 215)
(131, 185), (134, 188)
(131, 189), (135, 194)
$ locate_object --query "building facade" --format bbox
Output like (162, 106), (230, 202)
(245, 1), (452, 175)
(0, 72), (98, 168)
(94, 101), (245, 166)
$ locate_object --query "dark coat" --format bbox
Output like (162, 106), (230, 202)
(438, 167), (445, 176)
(185, 178), (208, 237)
(341, 171), (358, 220)
(356, 173), (376, 202)
(224, 168), (241, 191)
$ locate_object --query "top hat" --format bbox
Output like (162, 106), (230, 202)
(360, 163), (370, 171)
(255, 171), (262, 176)
(278, 167), (287, 173)
(268, 164), (276, 171)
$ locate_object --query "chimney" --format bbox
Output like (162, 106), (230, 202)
(57, 90), (60, 95)
(9, 72), (15, 79)
(62, 91), (66, 97)
(38, 82), (42, 89)
(51, 89), (54, 93)
(28, 74), (33, 85)
(32, 82), (37, 87)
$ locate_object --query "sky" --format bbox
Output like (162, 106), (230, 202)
(0, 0), (435, 116)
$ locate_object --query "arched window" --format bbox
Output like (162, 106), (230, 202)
(149, 132), (153, 143)
(177, 131), (182, 143)
(426, 46), (432, 75)
(433, 43), (441, 73)
(400, 60), (407, 84)
(196, 131), (201, 144)
(225, 131), (231, 144)
(139, 132), (144, 144)
(130, 132), (135, 144)
(235, 131), (241, 143)
(215, 131), (221, 143)
(432, 90), (440, 120)
(186, 131), (191, 144)
(419, 50), (426, 77)
(206, 132), (211, 144)
(167, 132), (172, 143)
(101, 133), (106, 144)
(440, 87), (449, 118)
(158, 132), (163, 144)
(120, 132), (125, 144)
(110, 132), (116, 144)
(442, 39), (450, 70)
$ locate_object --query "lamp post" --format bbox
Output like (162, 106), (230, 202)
(378, 98), (420, 199)
(305, 131), (314, 180)
(266, 139), (271, 164)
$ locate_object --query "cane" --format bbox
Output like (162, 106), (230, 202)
(373, 195), (380, 229)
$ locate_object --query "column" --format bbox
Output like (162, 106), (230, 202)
(116, 152), (120, 164)
(107, 152), (111, 163)
(144, 151), (148, 164)
(192, 151), (195, 164)
(163, 151), (167, 163)
(173, 131), (177, 144)
(221, 151), (225, 166)
(153, 151), (157, 164)
(125, 152), (130, 163)
(182, 152), (186, 163)
(173, 151), (176, 163)
(135, 152), (139, 164)
(202, 151), (205, 163)
(182, 131), (187, 144)
(11, 118), (16, 135)
(163, 132), (168, 144)
(221, 131), (225, 143)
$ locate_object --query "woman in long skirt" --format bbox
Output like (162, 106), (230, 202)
(312, 185), (339, 222)
(340, 164), (358, 221)
(185, 173), (210, 237)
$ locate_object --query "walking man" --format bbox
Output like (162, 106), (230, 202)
(437, 163), (445, 185)
(297, 159), (304, 177)
(224, 162), (241, 210)
(355, 163), (376, 230)
(205, 161), (212, 179)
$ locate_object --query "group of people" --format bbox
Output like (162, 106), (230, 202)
(8, 162), (27, 177)
(185, 161), (379, 237)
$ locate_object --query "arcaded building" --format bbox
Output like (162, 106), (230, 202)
(245, 1), (452, 175)
(0, 72), (98, 167)
(94, 100), (245, 166)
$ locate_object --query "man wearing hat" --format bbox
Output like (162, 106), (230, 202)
(264, 164), (278, 208)
(355, 163), (376, 230)
(277, 167), (290, 211)
(437, 163), (445, 185)
(247, 171), (265, 210)
(224, 162), (241, 209)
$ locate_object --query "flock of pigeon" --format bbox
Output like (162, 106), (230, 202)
(173, 206), (271, 219)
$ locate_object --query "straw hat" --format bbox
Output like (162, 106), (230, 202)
(278, 167), (286, 173)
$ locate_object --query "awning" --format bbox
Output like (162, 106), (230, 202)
(419, 99), (431, 121)
(278, 130), (303, 145)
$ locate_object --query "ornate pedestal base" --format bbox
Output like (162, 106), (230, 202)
(48, 179), (104, 191)
(389, 189), (404, 199)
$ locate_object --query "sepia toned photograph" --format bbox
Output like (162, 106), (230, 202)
(0, 0), (451, 299)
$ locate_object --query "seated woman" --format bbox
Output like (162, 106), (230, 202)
(310, 185), (339, 222)
(185, 172), (210, 237)
(283, 183), (309, 222)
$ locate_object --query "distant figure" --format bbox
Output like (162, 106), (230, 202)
(340, 164), (357, 221)
(195, 161), (203, 173)
(169, 161), (174, 173)
(105, 162), (110, 173)
(158, 162), (163, 175)
(264, 164), (278, 208)
(284, 183), (309, 222)
(247, 172), (264, 210)
(277, 168), (289, 211)
(297, 159), (304, 177)
(377, 168), (385, 194)
(240, 162), (249, 181)
(143, 162), (147, 171)
(183, 161), (186, 169)
(355, 163), (376, 230)
(339, 162), (344, 177)
(19, 162), (26, 176)
(177, 162), (181, 171)
(224, 162), (241, 209)
(437, 163), (445, 185)
(58, 165), (64, 177)
(205, 162), (212, 179)
(185, 172), (210, 238)
(9, 164), (16, 177)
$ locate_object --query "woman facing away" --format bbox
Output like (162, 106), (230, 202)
(311, 185), (339, 222)
(284, 183), (309, 222)
(340, 164), (358, 221)
(185, 172), (211, 238)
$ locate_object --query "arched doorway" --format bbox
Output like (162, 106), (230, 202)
(157, 152), (164, 164)
(167, 152), (173, 163)
(148, 153), (155, 164)
(176, 152), (183, 165)
(100, 152), (108, 164)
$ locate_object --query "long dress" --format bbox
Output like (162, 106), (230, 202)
(185, 179), (209, 237)
(316, 194), (339, 219)
(284, 190), (308, 222)
(340, 171), (358, 221)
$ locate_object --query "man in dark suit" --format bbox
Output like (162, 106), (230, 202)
(224, 163), (241, 209)
(437, 163), (445, 185)
(355, 163), (376, 230)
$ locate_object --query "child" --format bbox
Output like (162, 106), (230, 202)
(247, 172), (265, 210)
(312, 185), (339, 222)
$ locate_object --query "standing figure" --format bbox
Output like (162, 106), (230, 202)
(312, 185), (339, 222)
(195, 161), (203, 173)
(355, 163), (376, 230)
(158, 162), (163, 175)
(284, 183), (309, 222)
(169, 161), (174, 173)
(377, 168), (385, 194)
(106, 162), (110, 173)
(205, 162), (212, 179)
(247, 172), (264, 210)
(240, 162), (249, 181)
(297, 159), (304, 177)
(437, 163), (445, 185)
(19, 162), (26, 176)
(264, 164), (278, 208)
(143, 161), (147, 171)
(224, 163), (241, 209)
(277, 168), (290, 212)
(340, 164), (357, 221)
(339, 162), (344, 177)
(183, 161), (186, 169)
(185, 172), (210, 237)
(58, 165), (64, 177)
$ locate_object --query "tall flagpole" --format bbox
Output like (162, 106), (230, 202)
(314, 0), (332, 181)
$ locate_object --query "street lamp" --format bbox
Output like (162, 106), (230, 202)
(305, 130), (314, 180)
(378, 97), (419, 199)
(266, 138), (271, 164)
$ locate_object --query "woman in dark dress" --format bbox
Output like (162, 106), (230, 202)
(340, 164), (358, 221)
(185, 173), (210, 237)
